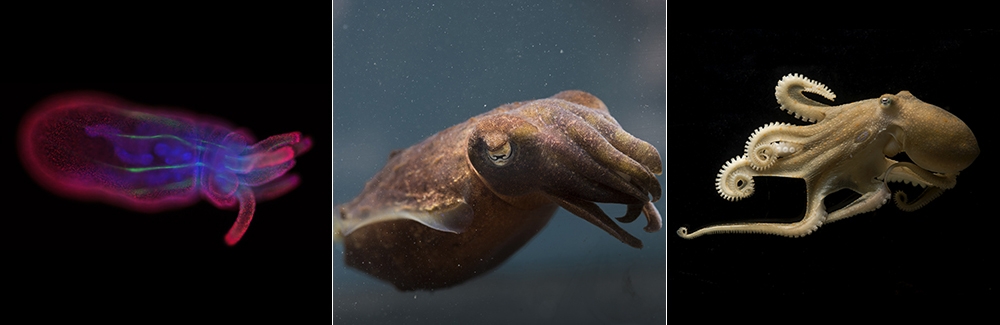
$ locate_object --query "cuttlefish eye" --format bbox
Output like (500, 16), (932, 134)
(487, 141), (513, 166)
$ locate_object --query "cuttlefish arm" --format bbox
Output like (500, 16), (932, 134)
(467, 90), (662, 248)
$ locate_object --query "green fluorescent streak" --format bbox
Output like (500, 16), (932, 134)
(116, 111), (231, 151)
(128, 178), (195, 196)
(118, 162), (200, 173)
(126, 111), (185, 129)
(115, 133), (193, 145)
(96, 160), (211, 173)
(107, 161), (237, 173)
(114, 133), (229, 151)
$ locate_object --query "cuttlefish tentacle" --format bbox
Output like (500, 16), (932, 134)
(641, 201), (662, 232)
(615, 203), (645, 223)
(610, 201), (662, 232)
(546, 194), (644, 248)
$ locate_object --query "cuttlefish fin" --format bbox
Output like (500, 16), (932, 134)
(335, 202), (475, 237)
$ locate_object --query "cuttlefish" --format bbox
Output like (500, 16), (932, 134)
(335, 90), (662, 291)
(677, 73), (979, 239)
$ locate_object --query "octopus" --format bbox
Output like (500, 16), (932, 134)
(677, 73), (979, 239)
(334, 90), (663, 291)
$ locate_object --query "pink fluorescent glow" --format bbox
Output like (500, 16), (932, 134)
(17, 91), (312, 246)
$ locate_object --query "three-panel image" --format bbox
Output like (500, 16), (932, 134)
(6, 1), (993, 323)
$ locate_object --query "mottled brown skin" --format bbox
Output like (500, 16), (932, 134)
(335, 90), (663, 291)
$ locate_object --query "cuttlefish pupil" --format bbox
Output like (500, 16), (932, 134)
(487, 141), (512, 166)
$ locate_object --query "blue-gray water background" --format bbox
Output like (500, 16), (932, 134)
(333, 1), (665, 324)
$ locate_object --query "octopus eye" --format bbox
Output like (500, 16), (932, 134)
(487, 141), (513, 166)
(880, 97), (892, 106)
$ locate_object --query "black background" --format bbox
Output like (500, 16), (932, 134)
(668, 30), (996, 302)
(1, 3), (331, 321)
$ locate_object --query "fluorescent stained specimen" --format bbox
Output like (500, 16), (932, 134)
(18, 91), (312, 245)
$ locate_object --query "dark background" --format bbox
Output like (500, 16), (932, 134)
(668, 30), (996, 303)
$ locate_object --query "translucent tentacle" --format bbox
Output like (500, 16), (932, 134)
(225, 185), (256, 246)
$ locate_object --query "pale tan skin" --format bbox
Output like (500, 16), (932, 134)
(335, 90), (662, 291)
(678, 74), (979, 239)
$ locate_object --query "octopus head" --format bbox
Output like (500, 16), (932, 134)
(885, 91), (979, 173)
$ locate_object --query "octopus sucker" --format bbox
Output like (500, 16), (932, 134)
(715, 155), (754, 201)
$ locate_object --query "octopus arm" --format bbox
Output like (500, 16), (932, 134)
(882, 161), (959, 212)
(775, 73), (837, 123)
(883, 161), (957, 189)
(824, 181), (892, 223)
(677, 188), (829, 239)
